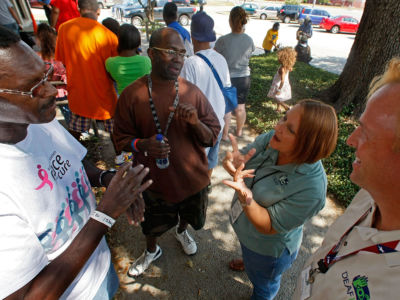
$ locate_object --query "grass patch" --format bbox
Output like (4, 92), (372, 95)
(248, 53), (359, 207)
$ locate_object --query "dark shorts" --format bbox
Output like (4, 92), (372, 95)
(231, 76), (251, 105)
(141, 188), (208, 237)
(68, 112), (114, 133)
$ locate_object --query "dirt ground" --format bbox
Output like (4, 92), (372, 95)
(80, 116), (344, 300)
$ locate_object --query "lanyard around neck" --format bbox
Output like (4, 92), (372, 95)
(308, 206), (400, 283)
(147, 75), (179, 137)
(249, 146), (280, 189)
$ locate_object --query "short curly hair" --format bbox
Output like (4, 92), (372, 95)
(229, 6), (247, 33)
(277, 47), (297, 70)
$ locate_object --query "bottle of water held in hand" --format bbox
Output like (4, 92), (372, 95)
(155, 134), (169, 169)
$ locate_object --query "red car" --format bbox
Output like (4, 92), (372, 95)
(320, 15), (359, 34)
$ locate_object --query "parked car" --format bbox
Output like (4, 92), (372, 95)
(190, 0), (206, 4)
(298, 8), (330, 25)
(254, 6), (280, 20)
(240, 3), (259, 16)
(330, 0), (353, 7)
(278, 4), (304, 23)
(319, 15), (359, 34)
(170, 0), (190, 6)
(98, 0), (118, 9)
(112, 0), (195, 26)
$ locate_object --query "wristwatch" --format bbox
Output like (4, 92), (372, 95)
(99, 169), (117, 187)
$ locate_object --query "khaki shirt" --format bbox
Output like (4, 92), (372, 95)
(293, 189), (400, 299)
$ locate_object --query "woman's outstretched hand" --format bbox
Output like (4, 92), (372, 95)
(223, 163), (255, 206)
(222, 133), (256, 177)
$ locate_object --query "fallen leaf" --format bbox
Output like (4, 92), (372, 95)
(186, 259), (193, 268)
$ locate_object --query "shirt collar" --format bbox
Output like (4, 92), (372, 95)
(264, 145), (318, 175)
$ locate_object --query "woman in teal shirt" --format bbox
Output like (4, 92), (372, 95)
(223, 100), (338, 300)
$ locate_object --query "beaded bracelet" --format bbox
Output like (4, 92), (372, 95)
(131, 138), (140, 152)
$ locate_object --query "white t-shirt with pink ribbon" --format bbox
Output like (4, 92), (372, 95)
(0, 119), (110, 299)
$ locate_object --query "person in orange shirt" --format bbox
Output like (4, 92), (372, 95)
(55, 0), (118, 143)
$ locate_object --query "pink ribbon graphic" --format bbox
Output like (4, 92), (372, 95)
(35, 164), (54, 191)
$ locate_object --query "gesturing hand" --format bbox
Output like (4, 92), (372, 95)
(169, 103), (199, 125)
(97, 162), (152, 220)
(222, 133), (256, 177)
(223, 163), (255, 206)
(125, 193), (145, 226)
(139, 134), (170, 158)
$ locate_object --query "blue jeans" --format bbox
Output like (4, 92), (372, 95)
(241, 243), (298, 300)
(93, 261), (119, 300)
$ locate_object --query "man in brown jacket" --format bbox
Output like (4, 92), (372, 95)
(113, 27), (220, 276)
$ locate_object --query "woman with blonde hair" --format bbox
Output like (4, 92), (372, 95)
(223, 99), (338, 299)
(215, 6), (255, 140)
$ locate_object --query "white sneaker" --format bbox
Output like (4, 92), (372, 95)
(127, 245), (162, 277)
(175, 227), (197, 255)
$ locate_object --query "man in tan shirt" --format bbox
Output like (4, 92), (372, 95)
(113, 27), (220, 277)
(294, 57), (400, 299)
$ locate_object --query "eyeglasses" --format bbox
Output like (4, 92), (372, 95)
(0, 62), (54, 98)
(152, 47), (186, 58)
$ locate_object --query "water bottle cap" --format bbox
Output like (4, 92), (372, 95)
(156, 134), (163, 141)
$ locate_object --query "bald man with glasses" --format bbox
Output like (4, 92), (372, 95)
(113, 27), (220, 276)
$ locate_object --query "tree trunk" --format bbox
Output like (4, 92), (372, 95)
(138, 0), (155, 41)
(322, 0), (400, 116)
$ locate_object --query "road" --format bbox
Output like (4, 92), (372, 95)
(203, 3), (363, 74)
(31, 3), (363, 74)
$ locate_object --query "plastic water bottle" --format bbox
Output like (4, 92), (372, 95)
(155, 134), (169, 169)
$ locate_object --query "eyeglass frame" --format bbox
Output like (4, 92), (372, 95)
(0, 62), (54, 99)
(151, 47), (186, 58)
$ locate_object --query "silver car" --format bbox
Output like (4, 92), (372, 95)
(254, 6), (280, 20)
(98, 0), (120, 9)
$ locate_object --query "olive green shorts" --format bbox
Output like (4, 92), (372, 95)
(141, 187), (208, 237)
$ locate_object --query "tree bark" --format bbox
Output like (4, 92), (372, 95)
(322, 0), (400, 116)
(138, 0), (155, 41)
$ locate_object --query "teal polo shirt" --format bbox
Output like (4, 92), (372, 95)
(231, 131), (327, 257)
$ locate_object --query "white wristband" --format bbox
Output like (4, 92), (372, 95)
(90, 210), (115, 228)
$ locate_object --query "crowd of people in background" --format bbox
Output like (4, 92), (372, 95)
(1, 1), (400, 299)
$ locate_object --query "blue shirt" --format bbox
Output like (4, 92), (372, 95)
(231, 131), (327, 257)
(168, 21), (191, 43)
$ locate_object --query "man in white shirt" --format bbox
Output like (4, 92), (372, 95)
(293, 57), (400, 299)
(180, 11), (230, 179)
(0, 26), (152, 299)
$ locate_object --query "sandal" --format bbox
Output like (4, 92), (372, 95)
(229, 258), (245, 271)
